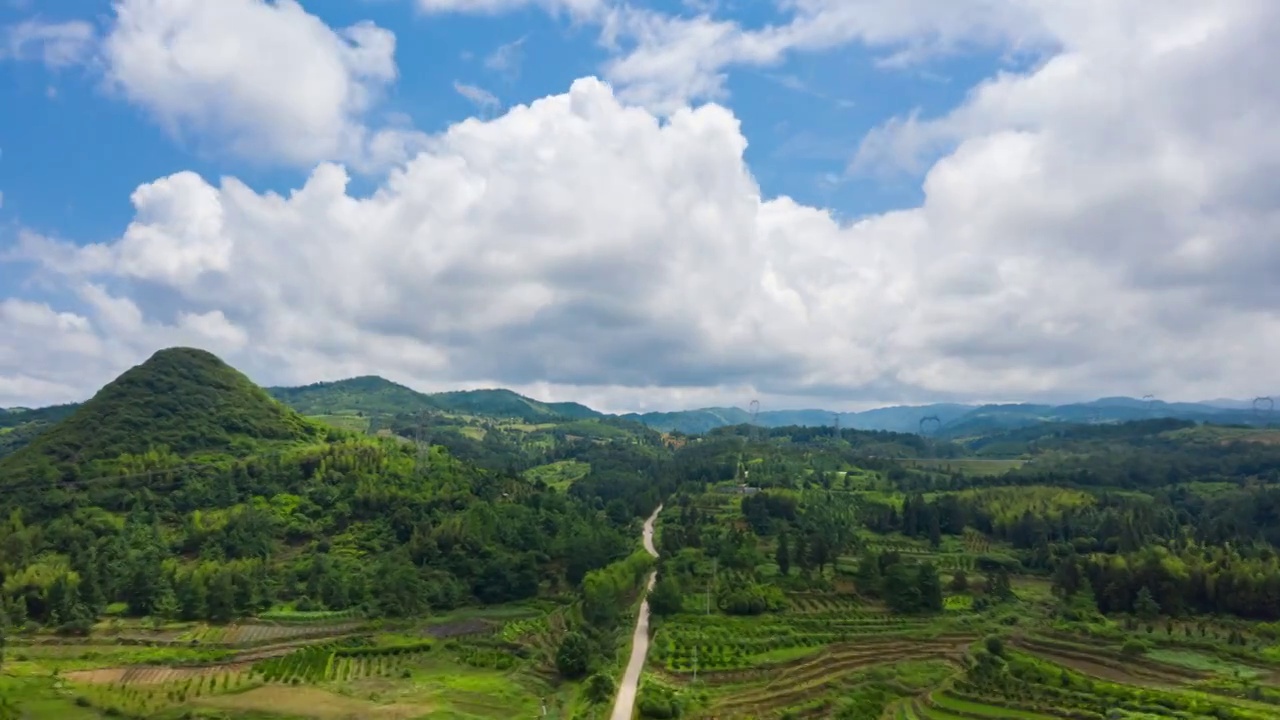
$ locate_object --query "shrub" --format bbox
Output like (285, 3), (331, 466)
(555, 632), (591, 678)
(984, 635), (1005, 657)
(585, 673), (615, 704)
(1121, 639), (1148, 656)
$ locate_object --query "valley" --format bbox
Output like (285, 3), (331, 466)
(2, 347), (1280, 719)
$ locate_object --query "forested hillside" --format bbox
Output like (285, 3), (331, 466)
(0, 349), (673, 633)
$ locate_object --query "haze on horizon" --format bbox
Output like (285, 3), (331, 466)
(2, 0), (1278, 415)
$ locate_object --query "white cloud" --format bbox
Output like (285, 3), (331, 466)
(591, 0), (1058, 112)
(417, 0), (603, 18)
(101, 0), (425, 169)
(485, 36), (527, 79)
(5, 1), (1280, 411)
(1, 18), (96, 68)
(453, 81), (501, 114)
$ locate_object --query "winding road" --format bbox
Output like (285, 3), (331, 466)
(610, 503), (663, 720)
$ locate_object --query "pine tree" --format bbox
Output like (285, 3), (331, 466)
(1134, 586), (1160, 621)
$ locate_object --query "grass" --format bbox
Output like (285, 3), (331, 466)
(307, 413), (372, 432)
(524, 460), (591, 490)
(1144, 648), (1265, 679)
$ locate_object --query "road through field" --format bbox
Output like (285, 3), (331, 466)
(610, 503), (663, 720)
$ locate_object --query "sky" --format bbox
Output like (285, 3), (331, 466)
(1, 0), (1278, 414)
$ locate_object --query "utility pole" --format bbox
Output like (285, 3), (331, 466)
(694, 558), (717, 685)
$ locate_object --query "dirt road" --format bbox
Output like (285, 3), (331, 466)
(610, 504), (663, 720)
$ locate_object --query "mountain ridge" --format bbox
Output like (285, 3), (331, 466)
(4, 359), (1275, 452)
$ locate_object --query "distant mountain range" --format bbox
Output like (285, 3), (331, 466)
(622, 396), (1277, 435)
(4, 367), (1275, 454)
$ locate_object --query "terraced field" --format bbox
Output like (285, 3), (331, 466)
(6, 606), (559, 719)
(638, 584), (1280, 720)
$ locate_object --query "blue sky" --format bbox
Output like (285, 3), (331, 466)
(0, 0), (1006, 243)
(0, 1), (1275, 412)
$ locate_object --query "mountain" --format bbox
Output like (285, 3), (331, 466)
(622, 403), (973, 434)
(267, 378), (602, 424)
(0, 346), (672, 659)
(619, 406), (752, 433)
(621, 397), (1277, 435)
(0, 347), (328, 479)
(267, 375), (439, 416)
(426, 388), (601, 422)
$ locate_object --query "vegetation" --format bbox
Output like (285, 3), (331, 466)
(5, 347), (1280, 718)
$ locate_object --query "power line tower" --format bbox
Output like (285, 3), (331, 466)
(833, 413), (840, 439)
(1142, 394), (1156, 417)
(415, 412), (432, 472)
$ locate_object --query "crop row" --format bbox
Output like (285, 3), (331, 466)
(654, 627), (938, 671)
(250, 641), (435, 684)
(785, 594), (868, 613)
(257, 608), (362, 623)
(169, 621), (362, 646)
(499, 616), (551, 644)
(954, 650), (1264, 720)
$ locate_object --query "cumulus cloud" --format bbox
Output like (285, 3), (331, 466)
(5, 1), (1280, 411)
(100, 0), (426, 169)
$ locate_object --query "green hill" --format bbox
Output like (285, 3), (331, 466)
(427, 388), (600, 422)
(0, 347), (329, 480)
(0, 346), (669, 651)
(267, 375), (438, 416)
(268, 377), (602, 424)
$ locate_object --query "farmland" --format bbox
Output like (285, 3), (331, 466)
(632, 455), (1280, 720)
(1, 604), (588, 719)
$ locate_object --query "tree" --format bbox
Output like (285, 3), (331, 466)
(987, 568), (1015, 603)
(854, 552), (882, 597)
(882, 563), (924, 614)
(649, 575), (684, 616)
(1134, 586), (1160, 621)
(917, 563), (944, 613)
(585, 673), (615, 704)
(555, 631), (591, 678)
(949, 569), (969, 593)
(775, 531), (791, 576)
(0, 609), (7, 669)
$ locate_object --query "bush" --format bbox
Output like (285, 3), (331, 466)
(585, 673), (616, 704)
(984, 635), (1004, 657)
(555, 631), (591, 679)
(638, 686), (682, 719)
(1121, 638), (1148, 656)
